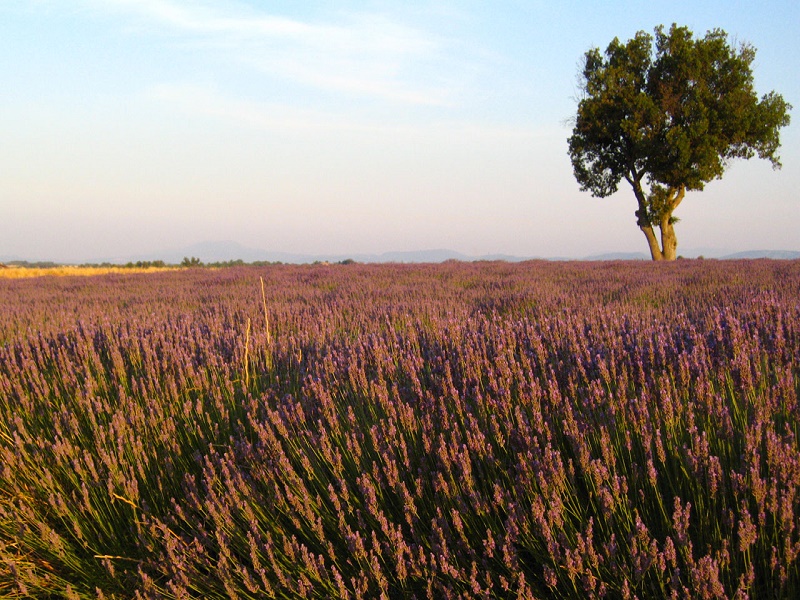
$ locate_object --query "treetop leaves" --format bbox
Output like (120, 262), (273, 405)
(569, 23), (791, 198)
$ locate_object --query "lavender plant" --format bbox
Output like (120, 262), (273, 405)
(1, 260), (798, 598)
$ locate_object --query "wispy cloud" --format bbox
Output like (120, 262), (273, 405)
(147, 81), (538, 141)
(81, 0), (455, 105)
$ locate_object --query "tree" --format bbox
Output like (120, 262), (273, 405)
(568, 24), (791, 260)
(181, 256), (203, 267)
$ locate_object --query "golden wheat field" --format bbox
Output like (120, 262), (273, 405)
(0, 266), (175, 279)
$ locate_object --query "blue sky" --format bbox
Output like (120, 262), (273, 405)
(1, 0), (798, 261)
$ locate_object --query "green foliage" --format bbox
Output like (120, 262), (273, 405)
(4, 260), (60, 269)
(568, 24), (791, 255)
(204, 258), (246, 268)
(180, 256), (203, 267)
(123, 260), (167, 269)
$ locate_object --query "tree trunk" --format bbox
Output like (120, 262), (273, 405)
(629, 179), (685, 261)
(639, 222), (665, 260)
(660, 215), (678, 260)
(630, 175), (665, 260)
(658, 186), (684, 261)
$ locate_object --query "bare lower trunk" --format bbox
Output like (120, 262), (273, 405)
(660, 216), (678, 261)
(629, 180), (685, 261)
(639, 217), (678, 260)
(630, 177), (665, 261)
(639, 223), (665, 260)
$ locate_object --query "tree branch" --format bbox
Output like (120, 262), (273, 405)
(669, 185), (686, 211)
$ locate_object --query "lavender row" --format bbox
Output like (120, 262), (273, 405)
(1, 260), (799, 598)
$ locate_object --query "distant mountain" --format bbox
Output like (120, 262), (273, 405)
(582, 249), (800, 261)
(124, 240), (297, 264)
(365, 249), (470, 263)
(582, 252), (650, 261)
(6, 242), (800, 266)
(677, 247), (731, 259)
(119, 242), (538, 265)
(720, 250), (800, 260)
(349, 250), (535, 263)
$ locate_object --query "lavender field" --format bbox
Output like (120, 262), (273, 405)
(1, 260), (799, 599)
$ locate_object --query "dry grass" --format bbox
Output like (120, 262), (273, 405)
(0, 266), (175, 279)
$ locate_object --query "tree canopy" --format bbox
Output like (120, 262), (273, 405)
(568, 24), (791, 260)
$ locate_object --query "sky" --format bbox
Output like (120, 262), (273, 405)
(1, 0), (798, 262)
